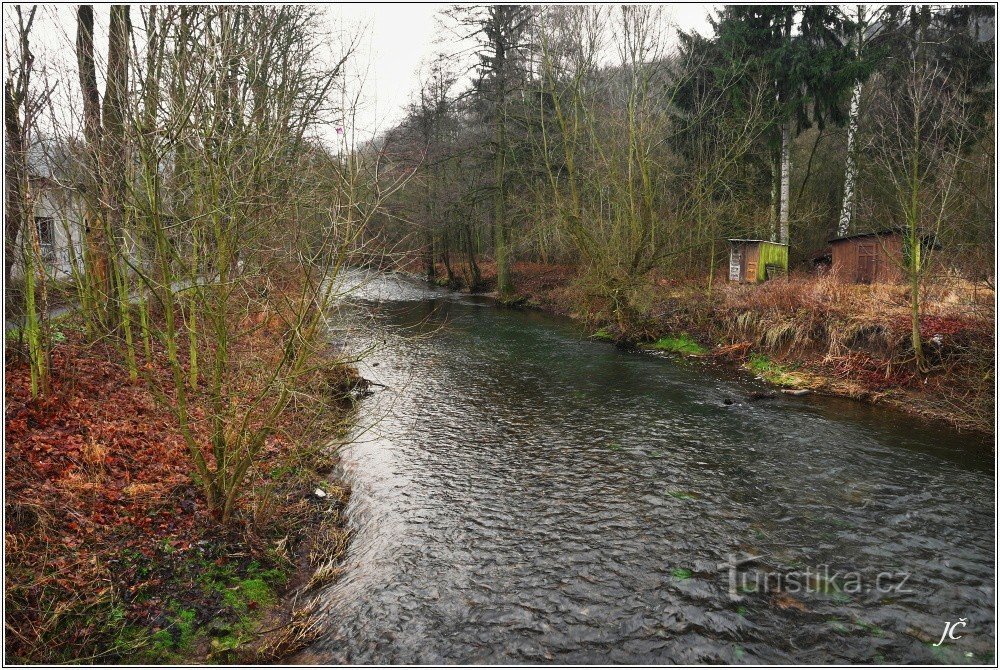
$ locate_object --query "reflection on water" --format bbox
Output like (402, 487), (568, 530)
(296, 271), (994, 664)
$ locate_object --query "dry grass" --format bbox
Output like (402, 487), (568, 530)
(241, 483), (352, 663)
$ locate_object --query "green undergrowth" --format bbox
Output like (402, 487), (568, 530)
(40, 446), (351, 665)
(745, 354), (806, 387)
(645, 333), (707, 355)
(591, 326), (615, 341)
(109, 550), (292, 664)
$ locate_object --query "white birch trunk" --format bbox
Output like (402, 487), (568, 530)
(779, 120), (790, 245)
(837, 80), (863, 237)
(770, 153), (779, 242)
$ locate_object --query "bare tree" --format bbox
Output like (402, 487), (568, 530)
(865, 59), (970, 372)
(3, 6), (35, 285)
(4, 5), (56, 396)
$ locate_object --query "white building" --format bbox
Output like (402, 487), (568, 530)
(9, 142), (86, 281)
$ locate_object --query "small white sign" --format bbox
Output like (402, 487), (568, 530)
(729, 250), (740, 281)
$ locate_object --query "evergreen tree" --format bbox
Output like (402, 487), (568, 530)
(710, 5), (856, 244)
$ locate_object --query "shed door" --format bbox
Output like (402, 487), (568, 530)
(745, 246), (760, 282)
(857, 241), (876, 283)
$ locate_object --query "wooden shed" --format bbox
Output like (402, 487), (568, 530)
(829, 231), (904, 284)
(728, 239), (788, 283)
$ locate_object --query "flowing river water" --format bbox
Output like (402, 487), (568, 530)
(294, 271), (994, 665)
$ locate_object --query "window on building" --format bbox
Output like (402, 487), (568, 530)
(35, 216), (55, 261)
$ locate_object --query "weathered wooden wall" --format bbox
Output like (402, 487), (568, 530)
(831, 234), (904, 283)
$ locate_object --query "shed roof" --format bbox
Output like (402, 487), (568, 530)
(829, 229), (942, 250)
(727, 239), (788, 246)
(828, 229), (900, 243)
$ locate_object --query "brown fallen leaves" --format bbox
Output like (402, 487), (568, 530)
(5, 301), (360, 662)
(5, 334), (207, 660)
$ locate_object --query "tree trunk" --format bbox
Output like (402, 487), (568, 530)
(424, 163), (435, 280)
(4, 84), (26, 285)
(424, 232), (435, 280)
(909, 93), (927, 373)
(769, 149), (779, 243)
(104, 4), (131, 337)
(494, 122), (513, 297)
(837, 81), (862, 237)
(464, 223), (481, 291)
(442, 229), (454, 283)
(103, 4), (130, 243)
(779, 120), (790, 245)
(76, 5), (108, 298)
(910, 261), (926, 373)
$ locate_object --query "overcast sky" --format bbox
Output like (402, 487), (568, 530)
(332, 3), (719, 142)
(9, 4), (719, 146)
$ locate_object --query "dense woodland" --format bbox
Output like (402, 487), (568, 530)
(375, 5), (994, 282)
(368, 6), (994, 362)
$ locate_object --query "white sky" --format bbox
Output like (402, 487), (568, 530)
(7, 4), (719, 146)
(333, 3), (719, 142)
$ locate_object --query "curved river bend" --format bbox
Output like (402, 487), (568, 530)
(294, 272), (994, 665)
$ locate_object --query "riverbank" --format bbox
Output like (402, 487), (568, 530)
(4, 312), (362, 662)
(419, 259), (994, 435)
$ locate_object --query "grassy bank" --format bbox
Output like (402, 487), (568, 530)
(421, 260), (994, 435)
(5, 311), (363, 663)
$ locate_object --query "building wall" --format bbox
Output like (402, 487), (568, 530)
(10, 184), (85, 281)
(728, 245), (742, 281)
(831, 235), (904, 284)
(743, 244), (760, 282)
(874, 235), (905, 283)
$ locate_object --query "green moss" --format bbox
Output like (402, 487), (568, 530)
(745, 354), (801, 386)
(108, 554), (293, 663)
(671, 567), (693, 580)
(592, 326), (615, 341)
(139, 605), (199, 662)
(224, 578), (276, 611)
(646, 334), (706, 355)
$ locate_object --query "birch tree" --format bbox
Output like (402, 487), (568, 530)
(835, 4), (895, 236)
(712, 6), (853, 245)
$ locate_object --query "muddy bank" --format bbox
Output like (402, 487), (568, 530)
(412, 260), (993, 436)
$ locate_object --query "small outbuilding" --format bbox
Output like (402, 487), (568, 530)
(828, 231), (905, 284)
(727, 239), (788, 283)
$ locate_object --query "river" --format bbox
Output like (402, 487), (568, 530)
(294, 271), (994, 664)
